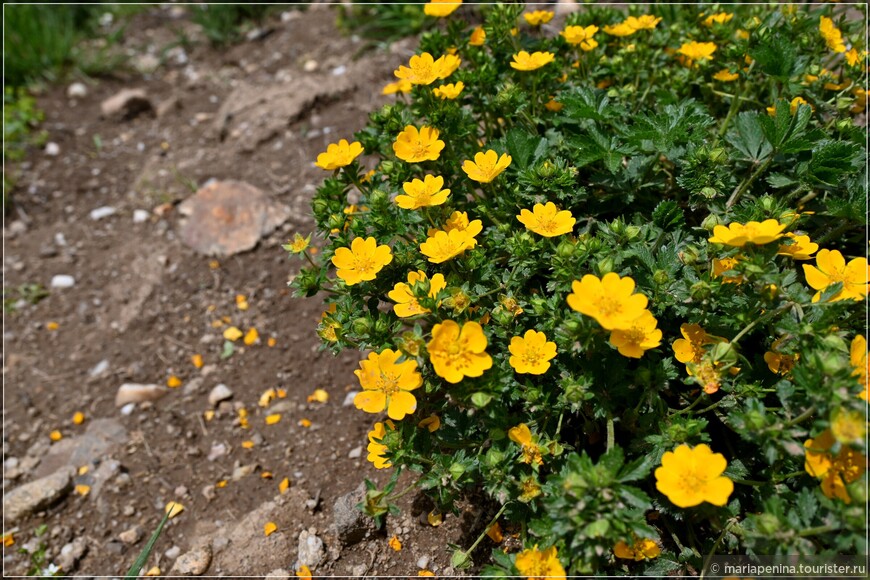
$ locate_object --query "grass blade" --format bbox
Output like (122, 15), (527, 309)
(124, 510), (170, 578)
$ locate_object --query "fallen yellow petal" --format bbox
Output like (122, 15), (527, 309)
(216, 480), (228, 488)
(211, 319), (224, 329)
(236, 294), (249, 311)
(209, 260), (220, 270)
(299, 418), (312, 428)
(276, 388), (287, 398)
(388, 535), (402, 551)
(165, 501), (184, 519)
(223, 326), (243, 341)
(2, 533), (14, 547)
(486, 522), (504, 543)
(307, 389), (329, 403)
(427, 510), (443, 527)
(264, 522), (278, 536)
(167, 375), (182, 388)
(221, 316), (232, 324)
(203, 410), (215, 421)
(261, 471), (273, 479)
(419, 572), (435, 577)
(296, 565), (312, 578)
(259, 388), (277, 407)
(72, 411), (85, 425)
(265, 414), (282, 425)
(78, 465), (89, 475)
(49, 430), (63, 442)
(75, 484), (91, 497)
(144, 566), (161, 576)
(267, 337), (277, 347)
(46, 321), (59, 331)
(241, 440), (255, 449)
(244, 327), (259, 346)
(279, 478), (290, 494)
(191, 354), (204, 369)
(418, 414), (440, 432)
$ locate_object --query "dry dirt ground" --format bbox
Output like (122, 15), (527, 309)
(3, 6), (492, 577)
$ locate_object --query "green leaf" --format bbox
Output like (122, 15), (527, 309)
(806, 140), (858, 185)
(503, 128), (547, 170)
(618, 454), (655, 483)
(651, 200), (685, 232)
(125, 510), (171, 578)
(766, 173), (798, 188)
(559, 86), (614, 122)
(220, 340), (235, 359)
(471, 392), (493, 408)
(726, 111), (773, 162)
(750, 33), (799, 79)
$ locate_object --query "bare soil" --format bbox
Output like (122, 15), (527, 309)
(3, 6), (492, 576)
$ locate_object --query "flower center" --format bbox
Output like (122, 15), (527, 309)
(354, 256), (375, 274)
(522, 346), (542, 366)
(595, 295), (623, 319)
(536, 217), (557, 234)
(412, 140), (430, 159)
(376, 371), (401, 395)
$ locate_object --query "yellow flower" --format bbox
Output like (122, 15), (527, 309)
(603, 15), (661, 37)
(314, 139), (364, 170)
(394, 52), (441, 85)
(354, 349), (422, 420)
(703, 12), (733, 27)
(510, 51), (555, 71)
(613, 537), (661, 560)
(819, 16), (846, 53)
(388, 270), (447, 317)
(802, 249), (868, 302)
(850, 334), (868, 401)
(423, 0), (461, 18)
(545, 98), (563, 112)
(713, 69), (739, 82)
(435, 210), (483, 242)
(767, 96), (813, 116)
(515, 545), (566, 579)
(523, 10), (554, 26)
(712, 256), (745, 285)
(509, 330), (557, 375)
(609, 310), (662, 359)
(852, 87), (866, 114)
(516, 202), (576, 237)
(436, 54), (461, 79)
(845, 48), (865, 67)
(418, 414), (441, 432)
(561, 25), (599, 51)
(469, 25), (486, 46)
(763, 351), (799, 375)
(396, 175), (450, 209)
(655, 444), (734, 508)
(393, 125), (445, 163)
(567, 272), (649, 331)
(420, 229), (475, 263)
(509, 423), (544, 465)
(432, 81), (464, 100)
(603, 21), (637, 37)
(831, 409), (865, 445)
(331, 237), (393, 286)
(462, 150), (512, 183)
(382, 79), (412, 95)
(367, 420), (395, 469)
(804, 429), (865, 503)
(285, 233), (311, 254)
(708, 219), (786, 247)
(672, 323), (725, 374)
(427, 320), (492, 383)
(519, 476), (542, 502)
(776, 233), (818, 260)
(678, 41), (717, 66)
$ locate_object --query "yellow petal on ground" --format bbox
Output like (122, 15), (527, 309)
(388, 536), (402, 551)
(209, 260), (220, 270)
(2, 533), (14, 547)
(427, 510), (443, 527)
(419, 571), (435, 576)
(167, 375), (182, 388)
(276, 388), (287, 398)
(296, 566), (312, 578)
(203, 410), (215, 421)
(78, 465), (89, 475)
(223, 326), (243, 341)
(236, 294), (249, 311)
(261, 471), (273, 479)
(264, 522), (278, 536)
(279, 478), (291, 494)
(265, 414), (282, 425)
(165, 501), (185, 518)
(216, 480), (228, 488)
(241, 440), (255, 449)
(144, 566), (161, 576)
(244, 327), (260, 346)
(307, 389), (329, 403)
(211, 319), (224, 328)
(259, 388), (277, 407)
(191, 354), (204, 368)
(50, 430), (63, 442)
(72, 411), (85, 425)
(486, 522), (504, 543)
(267, 337), (277, 347)
(299, 418), (312, 428)
(46, 321), (59, 331)
(75, 484), (91, 497)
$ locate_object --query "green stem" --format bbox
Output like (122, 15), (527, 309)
(816, 221), (855, 246)
(606, 414), (615, 452)
(387, 477), (422, 501)
(670, 392), (706, 416)
(726, 156), (773, 209)
(456, 502), (511, 564)
(783, 405), (816, 428)
(798, 524), (838, 537)
(730, 302), (795, 345)
(700, 519), (738, 580)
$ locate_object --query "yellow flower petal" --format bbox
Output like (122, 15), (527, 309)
(265, 414), (282, 425)
(264, 522), (278, 537)
(165, 501), (185, 519)
(223, 326), (243, 341)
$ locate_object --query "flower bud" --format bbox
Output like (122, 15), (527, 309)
(368, 188), (389, 209)
(374, 317), (391, 335)
(690, 281), (712, 301)
(351, 317), (372, 336)
(625, 225), (641, 240)
(709, 147), (727, 162)
(836, 119), (852, 132)
(699, 186), (718, 199)
(597, 256), (614, 275)
(653, 269), (670, 285)
(680, 245), (700, 265)
(556, 240), (576, 258)
(327, 213), (346, 230)
(757, 513), (780, 535)
(562, 319), (581, 335)
(701, 214), (724, 230)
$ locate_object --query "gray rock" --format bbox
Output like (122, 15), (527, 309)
(208, 384), (233, 406)
(119, 526), (142, 545)
(296, 529), (325, 568)
(100, 88), (153, 120)
(417, 555), (430, 569)
(171, 545), (213, 576)
(165, 545), (182, 559)
(50, 275), (75, 289)
(3, 466), (75, 523)
(89, 359), (110, 377)
(33, 419), (128, 479)
(56, 536), (88, 572)
(265, 569), (290, 580)
(89, 206), (117, 221)
(332, 483), (375, 547)
(351, 563), (369, 576)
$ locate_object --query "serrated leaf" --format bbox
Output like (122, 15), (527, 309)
(766, 173), (797, 188)
(618, 454), (655, 482)
(726, 112), (773, 162)
(750, 33), (798, 79)
(806, 140), (858, 185)
(652, 200), (685, 231)
(504, 128), (547, 170)
(723, 458), (749, 480)
(559, 86), (613, 122)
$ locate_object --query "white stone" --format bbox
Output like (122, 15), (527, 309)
(331, 65), (347, 76)
(89, 359), (109, 377)
(133, 209), (150, 224)
(303, 59), (318, 72)
(120, 403), (135, 416)
(45, 142), (60, 156)
(50, 275), (75, 289)
(89, 206), (117, 221)
(347, 446), (362, 459)
(67, 82), (88, 99)
(208, 384), (233, 407)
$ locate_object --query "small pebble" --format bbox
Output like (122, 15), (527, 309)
(165, 545), (181, 559)
(331, 65), (347, 76)
(120, 403), (136, 416)
(347, 446), (362, 459)
(417, 556), (430, 569)
(89, 206), (117, 221)
(50, 275), (76, 289)
(342, 392), (359, 407)
(67, 82), (88, 98)
(133, 209), (150, 223)
(45, 142), (60, 156)
(303, 59), (318, 72)
(208, 384), (233, 406)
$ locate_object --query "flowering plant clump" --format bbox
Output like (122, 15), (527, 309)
(291, 3), (867, 575)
